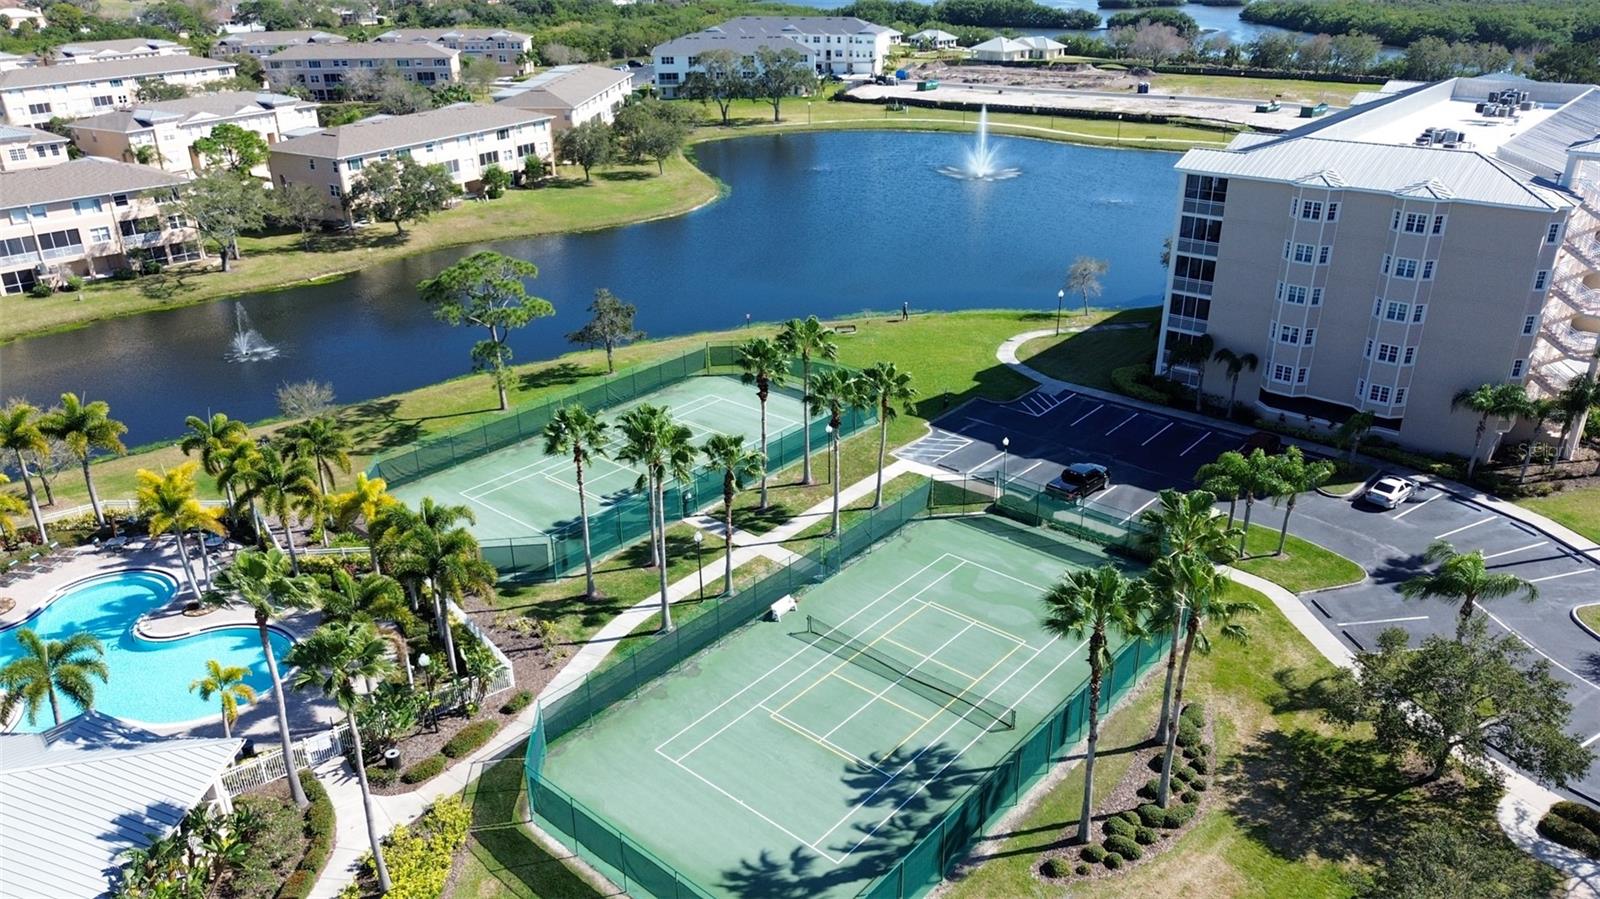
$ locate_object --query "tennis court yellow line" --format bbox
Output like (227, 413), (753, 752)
(771, 604), (930, 716)
(921, 599), (1032, 646)
(888, 642), (1027, 754)
(877, 636), (978, 681)
(763, 706), (887, 774)
(830, 672), (935, 724)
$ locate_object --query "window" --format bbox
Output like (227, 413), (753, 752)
(1318, 245), (1331, 265)
(1299, 200), (1323, 221)
(88, 226), (111, 243)
(1365, 339), (1374, 358)
(92, 95), (114, 107)
(1179, 215), (1222, 250)
(1304, 328), (1316, 346)
(1403, 346), (1416, 365)
(1283, 284), (1309, 305)
(1369, 384), (1392, 403)
(36, 228), (82, 251)
(445, 159), (460, 173)
(1412, 304), (1426, 323)
(0, 235), (37, 256)
(1393, 258), (1418, 279)
(1183, 174), (1227, 204)
(1376, 343), (1399, 364)
(7, 208), (27, 224)
(1432, 214), (1445, 234)
(1399, 212), (1428, 233)
(27, 102), (50, 115)
(308, 159), (315, 170)
(165, 214), (186, 230)
(1534, 270), (1549, 290)
(1, 268), (38, 294)
(71, 198), (102, 215)
(1385, 301), (1409, 321)
(6, 148), (24, 162)
(1273, 364), (1294, 383)
(515, 142), (537, 158)
(112, 193), (128, 207)
(1523, 314), (1537, 336)
(1292, 243), (1315, 263)
(1421, 260), (1435, 280)
(1279, 325), (1300, 344)
(1311, 287), (1323, 306)
(329, 184), (341, 197)
(346, 157), (363, 172)
(1167, 293), (1210, 322)
(1328, 202), (1339, 221)
(1395, 388), (1407, 405)
(660, 56), (675, 65)
(1511, 359), (1525, 378)
(495, 128), (510, 140)
(1382, 254), (1391, 274)
(1297, 367), (1308, 384)
(478, 150), (499, 166)
(1547, 222), (1562, 244)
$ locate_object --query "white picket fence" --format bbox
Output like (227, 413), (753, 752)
(448, 599), (515, 698)
(220, 725), (346, 797)
(41, 499), (227, 523)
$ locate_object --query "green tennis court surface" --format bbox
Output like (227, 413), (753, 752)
(389, 376), (807, 542)
(540, 515), (1129, 898)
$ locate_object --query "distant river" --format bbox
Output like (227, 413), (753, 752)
(2, 131), (1179, 444)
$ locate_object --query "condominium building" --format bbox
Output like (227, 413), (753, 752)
(266, 103), (553, 223)
(69, 91), (320, 177)
(263, 42), (461, 100)
(651, 15), (897, 93)
(54, 38), (189, 64)
(212, 30), (348, 60)
(0, 124), (70, 171)
(1157, 76), (1600, 460)
(0, 56), (238, 127)
(651, 34), (816, 99)
(492, 64), (632, 132)
(0, 157), (203, 294)
(374, 28), (534, 76)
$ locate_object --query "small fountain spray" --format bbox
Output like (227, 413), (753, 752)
(938, 106), (1021, 181)
(224, 305), (279, 362)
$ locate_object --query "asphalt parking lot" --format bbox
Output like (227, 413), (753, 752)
(904, 386), (1600, 802)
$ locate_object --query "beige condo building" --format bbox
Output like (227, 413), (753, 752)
(69, 91), (320, 177)
(0, 55), (238, 127)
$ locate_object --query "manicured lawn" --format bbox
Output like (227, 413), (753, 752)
(2, 156), (717, 342)
(588, 555), (780, 674)
(1322, 459), (1378, 496)
(1235, 522), (1366, 594)
(1577, 604), (1600, 635)
(1151, 73), (1371, 107)
(1014, 306), (1161, 390)
(453, 748), (605, 899)
(1518, 485), (1600, 545)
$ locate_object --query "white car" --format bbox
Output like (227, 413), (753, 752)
(1363, 476), (1417, 509)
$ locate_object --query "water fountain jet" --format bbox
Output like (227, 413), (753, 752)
(224, 306), (279, 362)
(937, 106), (1021, 181)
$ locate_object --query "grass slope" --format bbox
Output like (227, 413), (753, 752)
(1014, 306), (1161, 390)
(1518, 488), (1600, 545)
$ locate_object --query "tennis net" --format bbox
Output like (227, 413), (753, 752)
(803, 615), (1016, 731)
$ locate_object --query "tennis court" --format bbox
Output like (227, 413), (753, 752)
(389, 376), (808, 542)
(538, 515), (1129, 898)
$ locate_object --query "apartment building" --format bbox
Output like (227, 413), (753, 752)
(263, 42), (461, 100)
(0, 124), (70, 171)
(266, 103), (553, 222)
(651, 34), (816, 99)
(0, 56), (238, 127)
(492, 64), (631, 132)
(0, 157), (203, 294)
(1157, 76), (1600, 460)
(55, 38), (189, 64)
(375, 28), (533, 76)
(710, 17), (898, 75)
(212, 30), (347, 60)
(70, 91), (320, 177)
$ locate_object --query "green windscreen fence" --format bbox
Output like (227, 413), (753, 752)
(522, 479), (1172, 899)
(368, 345), (874, 581)
(989, 475), (1151, 555)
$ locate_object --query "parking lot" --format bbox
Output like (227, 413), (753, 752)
(903, 386), (1600, 802)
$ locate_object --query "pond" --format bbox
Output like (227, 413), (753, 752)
(2, 130), (1180, 444)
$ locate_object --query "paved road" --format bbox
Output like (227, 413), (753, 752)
(901, 386), (1600, 802)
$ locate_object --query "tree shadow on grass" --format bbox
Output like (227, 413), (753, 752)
(464, 750), (613, 899)
(732, 503), (794, 534)
(596, 170), (653, 182)
(517, 361), (590, 393)
(338, 397), (505, 455)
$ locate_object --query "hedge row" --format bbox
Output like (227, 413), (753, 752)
(277, 769), (335, 899)
(401, 755), (447, 785)
(1539, 801), (1600, 859)
(501, 690), (534, 715)
(442, 720), (500, 759)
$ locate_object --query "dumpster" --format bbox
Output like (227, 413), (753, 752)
(1255, 100), (1280, 113)
(895, 68), (909, 80)
(1300, 102), (1329, 118)
(1136, 81), (1150, 94)
(917, 79), (940, 91)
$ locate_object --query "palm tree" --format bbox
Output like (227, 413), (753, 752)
(1212, 348), (1258, 414)
(1040, 565), (1148, 844)
(736, 337), (791, 509)
(216, 438), (266, 539)
(0, 629), (108, 727)
(137, 463), (226, 597)
(1452, 382), (1529, 478)
(616, 404), (695, 633)
(1267, 447), (1334, 556)
(0, 402), (49, 542)
(234, 443), (319, 573)
(205, 548), (319, 808)
(1554, 374), (1599, 463)
(1065, 256), (1108, 318)
(776, 316), (838, 486)
(857, 362), (917, 508)
(319, 568), (407, 626)
(701, 434), (764, 595)
(285, 620), (397, 893)
(0, 475), (26, 541)
(330, 471), (398, 572)
(543, 405), (609, 599)
(39, 393), (127, 527)
(1196, 449), (1284, 556)
(183, 412), (249, 505)
(1399, 539), (1538, 640)
(1517, 396), (1558, 484)
(1334, 410), (1376, 463)
(1168, 334), (1216, 411)
(807, 368), (864, 536)
(189, 659), (256, 737)
(283, 415), (353, 496)
(391, 499), (495, 674)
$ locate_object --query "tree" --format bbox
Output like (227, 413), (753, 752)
(285, 620), (397, 892)
(233, 443), (319, 573)
(432, 82), (474, 106)
(135, 79), (188, 102)
(389, 499), (496, 674)
(1211, 347), (1258, 413)
(1554, 374), (1599, 462)
(632, 114), (689, 174)
(330, 472), (397, 573)
(0, 475), (26, 541)
(1040, 566), (1148, 844)
(555, 119), (615, 183)
(276, 379), (335, 419)
(1399, 539), (1538, 640)
(615, 98), (693, 173)
(189, 659), (256, 738)
(350, 157), (459, 233)
(1128, 22), (1188, 64)
(1064, 256), (1108, 319)
(183, 170), (270, 271)
(1335, 410), (1376, 463)
(1516, 396), (1557, 484)
(807, 369), (864, 536)
(1168, 333), (1215, 411)
(566, 288), (643, 373)
(858, 361), (917, 509)
(1267, 447), (1334, 556)
(1329, 32), (1381, 73)
(0, 402), (50, 542)
(1452, 382), (1530, 477)
(273, 182), (328, 244)
(777, 316), (838, 487)
(752, 46), (818, 122)
(1536, 39), (1600, 85)
(616, 404), (695, 629)
(282, 415), (352, 496)
(205, 548), (319, 807)
(736, 338), (791, 509)
(702, 434), (764, 595)
(419, 251), (555, 411)
(39, 392), (126, 527)
(1325, 620), (1591, 786)
(522, 153), (547, 184)
(1196, 448), (1284, 554)
(137, 462), (225, 596)
(0, 629), (107, 728)
(192, 123), (269, 173)
(481, 163), (511, 199)
(1362, 822), (1563, 899)
(543, 405), (609, 599)
(682, 49), (748, 126)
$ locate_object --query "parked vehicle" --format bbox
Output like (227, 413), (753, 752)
(1045, 463), (1110, 501)
(1362, 475), (1417, 509)
(1239, 431), (1284, 455)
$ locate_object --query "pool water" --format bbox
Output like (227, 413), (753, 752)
(0, 570), (293, 732)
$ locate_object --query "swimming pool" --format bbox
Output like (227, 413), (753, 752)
(0, 570), (293, 732)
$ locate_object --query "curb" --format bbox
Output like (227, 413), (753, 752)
(1571, 605), (1600, 645)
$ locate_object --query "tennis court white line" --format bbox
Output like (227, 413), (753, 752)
(1436, 516), (1495, 540)
(1141, 422), (1173, 446)
(1069, 404), (1103, 427)
(821, 622), (977, 742)
(659, 755), (846, 864)
(1179, 432), (1211, 456)
(952, 556), (1052, 595)
(1531, 568), (1596, 583)
(761, 704), (889, 775)
(824, 673), (939, 723)
(461, 494), (547, 536)
(1481, 541), (1547, 560)
(1392, 493), (1439, 520)
(1105, 413), (1139, 436)
(921, 600), (1031, 646)
(878, 637), (977, 680)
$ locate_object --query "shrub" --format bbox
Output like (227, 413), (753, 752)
(1136, 804), (1166, 828)
(1181, 744), (1198, 762)
(1176, 721), (1201, 748)
(1075, 863), (1090, 876)
(1198, 742), (1212, 759)
(227, 794), (302, 899)
(1136, 778), (1160, 801)
(361, 796), (470, 898)
(1191, 756), (1210, 775)
(1148, 754), (1164, 772)
(1551, 801), (1600, 835)
(1134, 826), (1158, 846)
(142, 260), (164, 276)
(1180, 702), (1205, 724)
(1182, 789), (1200, 804)
(401, 754), (447, 784)
(1104, 816), (1136, 838)
(1040, 857), (1067, 878)
(500, 690), (534, 715)
(1102, 852), (1124, 870)
(1104, 834), (1142, 861)
(110, 267), (137, 281)
(1177, 763), (1198, 783)
(28, 282), (52, 298)
(62, 276), (84, 292)
(1081, 844), (1107, 863)
(442, 719), (499, 758)
(1111, 363), (1173, 405)
(1119, 810), (1142, 826)
(1539, 805), (1600, 858)
(1166, 801), (1198, 827)
(1190, 777), (1208, 792)
(281, 770), (335, 899)
(367, 766), (399, 788)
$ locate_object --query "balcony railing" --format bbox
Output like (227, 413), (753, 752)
(121, 230), (174, 248)
(1167, 314), (1208, 335)
(40, 245), (84, 261)
(1175, 237), (1219, 258)
(1170, 277), (1213, 296)
(1182, 199), (1224, 217)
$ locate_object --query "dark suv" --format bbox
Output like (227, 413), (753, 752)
(1044, 463), (1110, 501)
(1238, 431), (1284, 455)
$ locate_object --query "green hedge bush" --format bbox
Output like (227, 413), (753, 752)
(1539, 803), (1600, 858)
(442, 720), (499, 759)
(1103, 852), (1124, 870)
(366, 766), (398, 788)
(1134, 826), (1158, 845)
(1104, 835), (1142, 861)
(401, 754), (447, 784)
(279, 770), (335, 899)
(1104, 816), (1136, 838)
(500, 690), (534, 715)
(1136, 803), (1166, 828)
(1075, 863), (1090, 876)
(1081, 844), (1107, 863)
(1040, 857), (1067, 878)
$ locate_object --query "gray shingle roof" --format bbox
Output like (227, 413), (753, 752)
(0, 55), (236, 90)
(267, 41), (458, 61)
(653, 33), (812, 58)
(0, 712), (241, 899)
(493, 64), (631, 109)
(68, 90), (315, 132)
(58, 38), (185, 56)
(0, 157), (186, 207)
(375, 27), (531, 42)
(215, 30), (348, 50)
(0, 123), (67, 145)
(269, 102), (549, 159)
(713, 16), (895, 36)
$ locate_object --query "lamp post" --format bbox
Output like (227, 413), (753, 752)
(693, 530), (705, 600)
(1001, 436), (1010, 488)
(826, 423), (841, 536)
(808, 101), (813, 125)
(1055, 288), (1066, 336)
(417, 652), (435, 732)
(1116, 113), (1123, 144)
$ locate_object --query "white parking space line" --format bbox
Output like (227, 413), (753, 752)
(1335, 615), (1429, 627)
(1014, 460), (1047, 481)
(1179, 432), (1211, 456)
(1484, 609), (1600, 692)
(1530, 568), (1597, 584)
(1141, 423), (1174, 446)
(970, 451), (1005, 474)
(1070, 404), (1103, 427)
(1435, 516), (1495, 540)
(1105, 413), (1139, 436)
(1481, 541), (1548, 560)
(1392, 493), (1440, 520)
(1582, 730), (1600, 749)
(1121, 495), (1160, 525)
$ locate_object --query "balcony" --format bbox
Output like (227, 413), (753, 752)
(1170, 277), (1213, 297)
(1175, 237), (1219, 258)
(1167, 313), (1208, 335)
(1182, 198), (1224, 217)
(40, 245), (85, 261)
(120, 230), (174, 249)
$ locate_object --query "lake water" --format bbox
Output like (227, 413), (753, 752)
(2, 131), (1179, 444)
